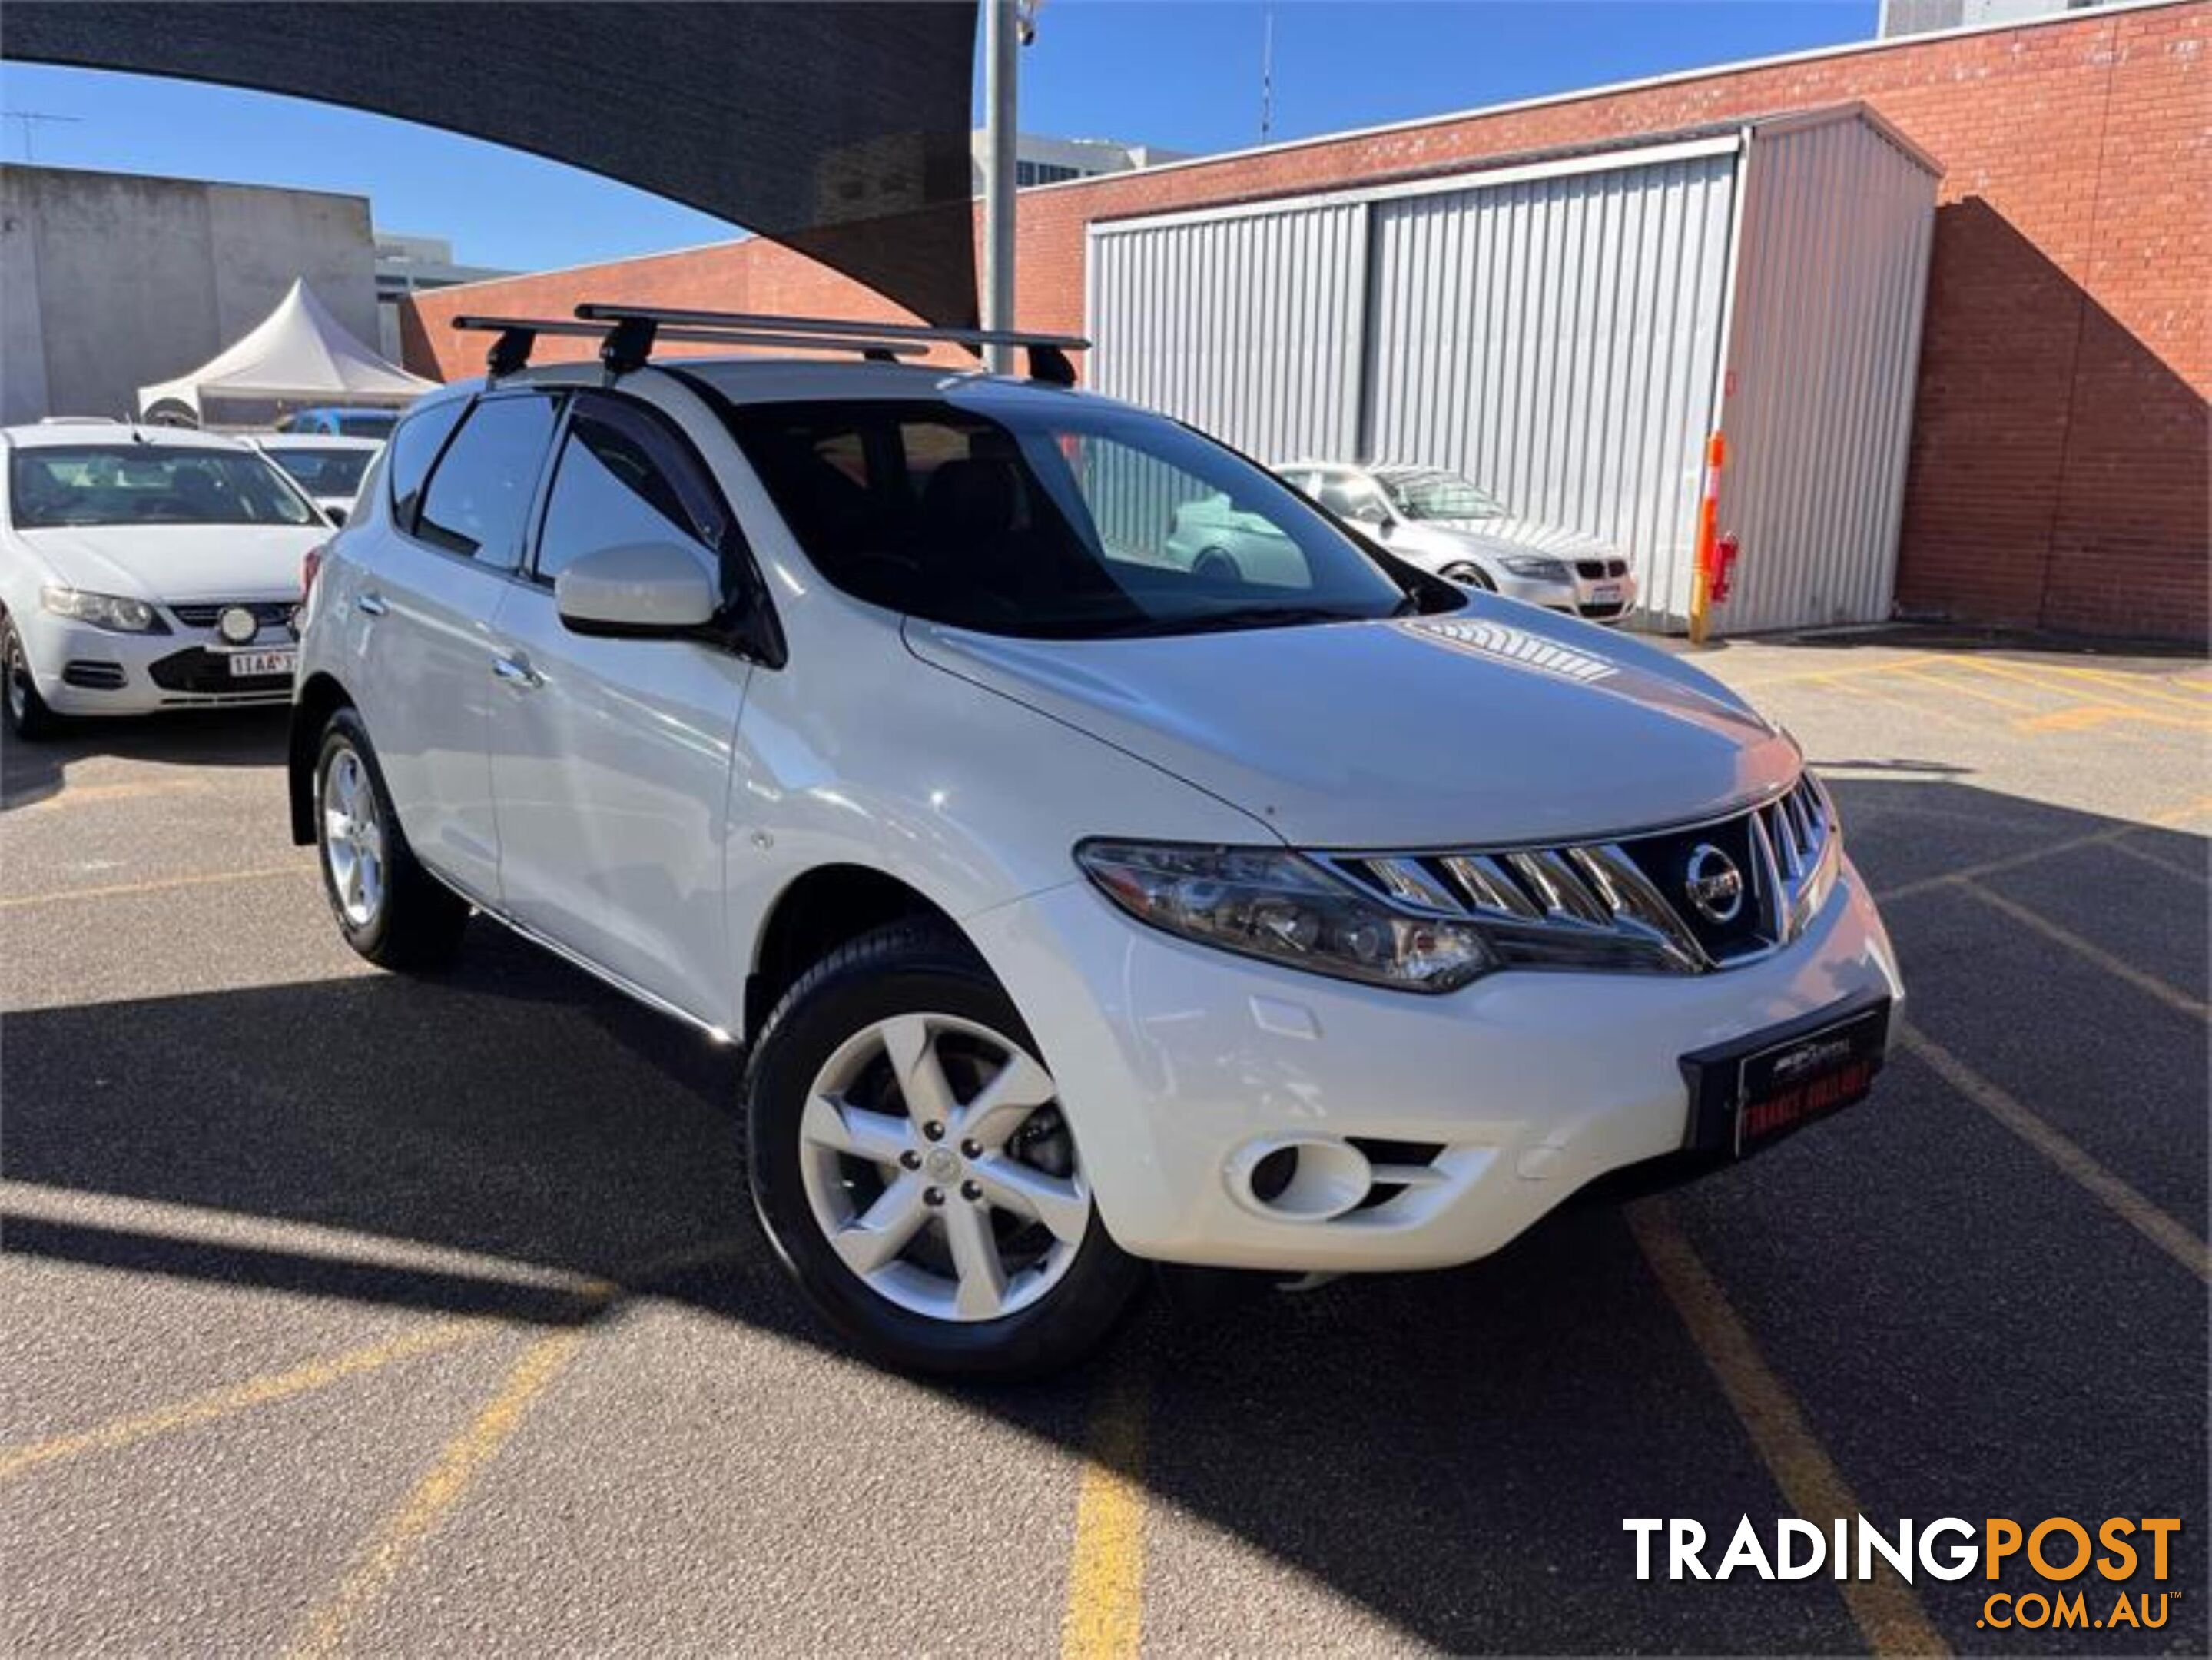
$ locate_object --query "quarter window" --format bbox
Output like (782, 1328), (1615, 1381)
(413, 394), (559, 569)
(386, 398), (467, 531)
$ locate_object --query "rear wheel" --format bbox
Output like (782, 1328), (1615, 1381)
(2, 619), (58, 741)
(314, 709), (469, 971)
(745, 922), (1145, 1379)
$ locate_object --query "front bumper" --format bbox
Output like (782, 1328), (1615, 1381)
(1494, 567), (1640, 624)
(969, 856), (1900, 1273)
(22, 611), (297, 716)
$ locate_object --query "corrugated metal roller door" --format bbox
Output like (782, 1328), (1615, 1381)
(1365, 154), (1738, 619)
(1089, 201), (1367, 463)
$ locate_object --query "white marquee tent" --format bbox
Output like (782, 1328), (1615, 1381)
(138, 278), (436, 423)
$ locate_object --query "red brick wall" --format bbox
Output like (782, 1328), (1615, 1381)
(406, 2), (2210, 642)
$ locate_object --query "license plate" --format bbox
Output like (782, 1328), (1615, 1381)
(227, 649), (297, 678)
(1680, 996), (1890, 1159)
(1592, 583), (1622, 603)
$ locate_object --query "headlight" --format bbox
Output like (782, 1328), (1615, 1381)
(1075, 840), (1495, 994)
(1498, 555), (1571, 582)
(41, 586), (167, 634)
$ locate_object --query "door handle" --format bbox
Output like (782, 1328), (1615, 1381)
(492, 654), (543, 690)
(356, 591), (388, 617)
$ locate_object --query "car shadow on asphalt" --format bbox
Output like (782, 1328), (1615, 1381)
(2, 778), (2204, 1652)
(0, 708), (291, 812)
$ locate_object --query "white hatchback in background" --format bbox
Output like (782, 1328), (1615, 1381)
(1281, 461), (1638, 624)
(0, 424), (326, 738)
(248, 433), (385, 525)
(289, 312), (1901, 1380)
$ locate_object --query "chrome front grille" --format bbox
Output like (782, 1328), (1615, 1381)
(1315, 773), (1840, 975)
(1573, 558), (1630, 580)
(171, 600), (297, 629)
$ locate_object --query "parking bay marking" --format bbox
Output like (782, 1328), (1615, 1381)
(1953, 879), (2206, 1020)
(288, 1322), (595, 1660)
(1627, 1200), (1950, 1657)
(1061, 1357), (1151, 1660)
(0, 1321), (490, 1482)
(1897, 1022), (2210, 1284)
(0, 863), (310, 909)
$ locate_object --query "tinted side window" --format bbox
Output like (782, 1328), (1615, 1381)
(387, 399), (468, 530)
(536, 401), (721, 590)
(414, 395), (559, 569)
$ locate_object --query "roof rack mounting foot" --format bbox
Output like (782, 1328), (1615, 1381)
(600, 316), (658, 377)
(485, 327), (536, 378)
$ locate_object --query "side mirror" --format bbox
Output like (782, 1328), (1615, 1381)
(554, 540), (717, 638)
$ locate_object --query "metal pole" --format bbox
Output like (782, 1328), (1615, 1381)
(981, 0), (1020, 373)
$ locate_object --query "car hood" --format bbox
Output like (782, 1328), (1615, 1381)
(16, 523), (320, 603)
(1408, 515), (1617, 562)
(905, 601), (1796, 848)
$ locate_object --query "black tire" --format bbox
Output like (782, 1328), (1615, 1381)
(744, 921), (1146, 1381)
(2, 617), (58, 741)
(1444, 562), (1497, 592)
(313, 707), (469, 971)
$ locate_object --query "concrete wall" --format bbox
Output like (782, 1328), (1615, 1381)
(0, 166), (378, 424)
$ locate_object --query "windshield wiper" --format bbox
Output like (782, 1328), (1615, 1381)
(1099, 605), (1370, 638)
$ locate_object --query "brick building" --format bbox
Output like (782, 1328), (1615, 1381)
(404, 0), (2210, 642)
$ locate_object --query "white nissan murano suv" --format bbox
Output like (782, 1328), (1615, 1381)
(289, 310), (1902, 1379)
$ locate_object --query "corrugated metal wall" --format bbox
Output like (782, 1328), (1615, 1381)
(1088, 201), (1367, 463)
(1086, 112), (1938, 635)
(1713, 118), (1938, 632)
(1365, 153), (1738, 620)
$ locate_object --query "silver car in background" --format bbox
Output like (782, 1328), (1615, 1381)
(1279, 461), (1637, 625)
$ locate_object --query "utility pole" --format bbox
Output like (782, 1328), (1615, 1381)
(980, 0), (1023, 372)
(1260, 3), (1275, 142)
(2, 110), (81, 163)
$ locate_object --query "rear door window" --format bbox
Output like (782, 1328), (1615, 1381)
(412, 394), (560, 570)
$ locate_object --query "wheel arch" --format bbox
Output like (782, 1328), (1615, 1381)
(745, 862), (968, 1041)
(289, 671), (354, 844)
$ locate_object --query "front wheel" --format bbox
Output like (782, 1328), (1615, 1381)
(1442, 562), (1496, 592)
(2, 619), (58, 740)
(745, 923), (1145, 1379)
(314, 709), (469, 971)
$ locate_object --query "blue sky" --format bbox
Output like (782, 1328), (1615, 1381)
(0, 2), (1875, 274)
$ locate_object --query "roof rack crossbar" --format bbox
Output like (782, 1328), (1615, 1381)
(572, 304), (1089, 386)
(453, 314), (929, 376)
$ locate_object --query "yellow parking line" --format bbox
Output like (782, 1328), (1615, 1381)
(1958, 659), (2211, 729)
(1894, 666), (2040, 712)
(290, 1324), (593, 1660)
(1628, 1202), (1949, 1657)
(0, 864), (310, 909)
(1809, 672), (1983, 731)
(1061, 1360), (1151, 1660)
(1956, 880), (2206, 1019)
(1876, 808), (2212, 904)
(2003, 659), (2212, 712)
(12, 778), (215, 813)
(2106, 835), (2208, 885)
(1898, 1024), (2210, 1283)
(1712, 653), (1940, 694)
(0, 1322), (489, 1482)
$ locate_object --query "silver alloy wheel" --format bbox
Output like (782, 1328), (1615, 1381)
(5, 635), (28, 723)
(798, 1012), (1089, 1323)
(320, 745), (387, 929)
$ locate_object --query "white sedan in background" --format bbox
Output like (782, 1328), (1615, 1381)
(0, 424), (326, 739)
(248, 433), (384, 524)
(1280, 461), (1638, 624)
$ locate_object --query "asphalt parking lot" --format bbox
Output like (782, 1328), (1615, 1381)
(2, 631), (2205, 1657)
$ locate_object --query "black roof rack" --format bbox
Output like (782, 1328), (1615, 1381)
(453, 314), (934, 380)
(579, 304), (1089, 387)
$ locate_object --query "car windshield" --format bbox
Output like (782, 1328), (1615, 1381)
(266, 447), (376, 496)
(8, 446), (317, 530)
(725, 396), (1435, 639)
(1378, 470), (1506, 521)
